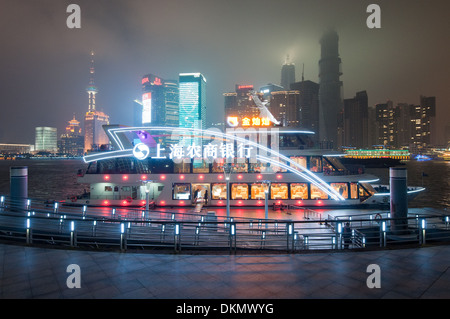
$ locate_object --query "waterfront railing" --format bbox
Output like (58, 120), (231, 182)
(1, 196), (450, 253)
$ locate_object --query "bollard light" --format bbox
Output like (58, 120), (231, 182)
(421, 219), (426, 229)
(262, 231), (266, 239)
(26, 218), (30, 229)
(70, 221), (75, 232)
(382, 221), (386, 232)
(93, 220), (97, 226)
(121, 223), (125, 234)
(230, 224), (236, 236)
(161, 224), (165, 232)
(26, 199), (31, 209)
(175, 223), (180, 235)
(196, 226), (200, 235)
(288, 223), (293, 235)
(172, 213), (175, 220)
(337, 223), (342, 234)
(0, 196), (4, 204)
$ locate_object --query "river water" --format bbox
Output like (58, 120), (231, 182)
(0, 158), (448, 210)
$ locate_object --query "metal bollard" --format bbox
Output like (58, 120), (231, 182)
(120, 223), (127, 251)
(70, 221), (77, 247)
(174, 223), (181, 252)
(229, 223), (236, 253)
(26, 218), (32, 244)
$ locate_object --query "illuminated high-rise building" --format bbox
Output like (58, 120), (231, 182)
(141, 74), (179, 127)
(58, 114), (84, 156)
(83, 51), (110, 153)
(35, 127), (57, 153)
(179, 73), (206, 130)
(281, 55), (295, 90)
(224, 85), (260, 125)
(318, 30), (343, 149)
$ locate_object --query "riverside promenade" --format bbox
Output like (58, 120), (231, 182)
(1, 242), (449, 299)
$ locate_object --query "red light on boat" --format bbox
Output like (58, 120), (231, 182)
(257, 200), (263, 205)
(160, 200), (165, 205)
(317, 200), (323, 205)
(104, 175), (110, 181)
(218, 200), (223, 205)
(199, 175), (204, 180)
(276, 174), (282, 179)
(141, 175), (147, 180)
(141, 200), (146, 205)
(180, 175), (185, 180)
(180, 200), (185, 205)
(257, 174), (262, 179)
(237, 175), (243, 180)
(160, 175), (166, 180)
(277, 200), (281, 204)
(122, 175), (129, 181)
(297, 200), (302, 205)
(122, 200), (128, 205)
(238, 200), (243, 205)
(103, 200), (109, 205)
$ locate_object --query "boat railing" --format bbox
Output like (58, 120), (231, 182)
(1, 195), (450, 253)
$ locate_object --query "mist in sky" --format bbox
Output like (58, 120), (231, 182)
(0, 0), (449, 144)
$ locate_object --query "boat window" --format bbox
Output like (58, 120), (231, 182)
(211, 183), (227, 200)
(121, 186), (131, 192)
(105, 186), (113, 192)
(231, 183), (249, 200)
(250, 183), (268, 200)
(231, 160), (248, 173)
(290, 183), (308, 199)
(350, 183), (358, 199)
(330, 183), (349, 199)
(270, 183), (288, 200)
(174, 162), (191, 173)
(173, 183), (191, 200)
(310, 184), (328, 199)
(114, 186), (119, 192)
(212, 158), (225, 173)
(193, 160), (210, 173)
(192, 183), (211, 202)
(309, 156), (322, 173)
(290, 156), (307, 170)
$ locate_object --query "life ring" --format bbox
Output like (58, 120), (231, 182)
(71, 196), (77, 202)
(126, 197), (133, 203)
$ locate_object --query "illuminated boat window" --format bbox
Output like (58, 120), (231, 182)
(270, 183), (288, 200)
(330, 183), (349, 199)
(251, 183), (268, 200)
(311, 184), (328, 200)
(212, 158), (225, 173)
(193, 161), (209, 173)
(290, 156), (307, 170)
(173, 183), (191, 200)
(192, 183), (210, 202)
(174, 162), (191, 173)
(104, 186), (113, 192)
(309, 156), (322, 173)
(211, 183), (227, 200)
(291, 183), (308, 200)
(350, 183), (358, 199)
(231, 183), (249, 200)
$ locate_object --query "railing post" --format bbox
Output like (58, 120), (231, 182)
(174, 223), (181, 252)
(26, 217), (32, 244)
(229, 222), (236, 253)
(419, 218), (426, 245)
(120, 223), (127, 252)
(70, 221), (77, 247)
(336, 222), (342, 249)
(380, 220), (386, 247)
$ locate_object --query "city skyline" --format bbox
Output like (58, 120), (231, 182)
(0, 0), (449, 145)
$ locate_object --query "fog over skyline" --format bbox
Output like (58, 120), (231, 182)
(0, 0), (449, 145)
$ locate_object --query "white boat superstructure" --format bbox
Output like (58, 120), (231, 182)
(67, 126), (425, 208)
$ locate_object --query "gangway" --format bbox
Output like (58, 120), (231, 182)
(194, 202), (204, 213)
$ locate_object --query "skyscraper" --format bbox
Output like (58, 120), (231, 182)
(281, 55), (295, 90)
(35, 127), (57, 153)
(58, 115), (84, 156)
(342, 91), (369, 148)
(318, 30), (343, 149)
(83, 51), (110, 153)
(141, 74), (166, 126)
(179, 73), (207, 131)
(291, 80), (320, 138)
(224, 85), (260, 123)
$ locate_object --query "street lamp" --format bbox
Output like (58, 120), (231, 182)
(263, 180), (271, 228)
(224, 163), (232, 219)
(141, 180), (153, 215)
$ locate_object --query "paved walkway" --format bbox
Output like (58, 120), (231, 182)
(1, 242), (450, 299)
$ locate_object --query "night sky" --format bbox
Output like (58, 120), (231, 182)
(1, 0), (449, 145)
